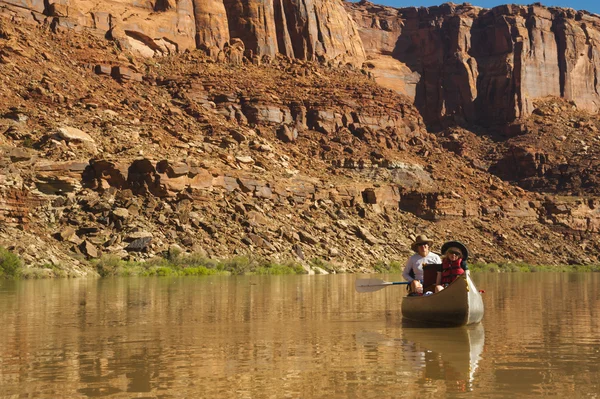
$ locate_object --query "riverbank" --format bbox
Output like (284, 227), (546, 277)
(1, 246), (323, 278)
(2, 246), (599, 279)
(469, 262), (600, 273)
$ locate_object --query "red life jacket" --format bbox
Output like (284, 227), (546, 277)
(441, 258), (465, 284)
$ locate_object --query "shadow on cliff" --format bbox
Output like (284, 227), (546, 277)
(390, 5), (526, 139)
(389, 6), (478, 133)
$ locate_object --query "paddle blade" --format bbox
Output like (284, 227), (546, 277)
(355, 279), (391, 293)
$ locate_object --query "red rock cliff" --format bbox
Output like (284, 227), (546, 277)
(347, 1), (600, 127)
(0, 0), (364, 65)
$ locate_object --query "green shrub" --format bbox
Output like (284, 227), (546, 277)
(219, 256), (253, 275)
(502, 263), (518, 272)
(373, 260), (404, 273)
(93, 253), (237, 277)
(372, 261), (387, 273)
(388, 261), (405, 272)
(18, 268), (50, 279)
(145, 266), (177, 277)
(309, 258), (340, 274)
(0, 247), (22, 278)
(253, 260), (306, 275)
(467, 262), (499, 272)
(496, 262), (537, 272)
(570, 264), (600, 272)
(528, 265), (539, 272)
(179, 252), (219, 269)
(167, 246), (183, 260)
(180, 266), (222, 276)
(94, 255), (125, 277)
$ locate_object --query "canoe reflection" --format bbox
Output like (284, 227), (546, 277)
(402, 324), (485, 392)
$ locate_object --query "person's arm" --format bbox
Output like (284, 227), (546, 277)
(435, 271), (441, 285)
(462, 260), (470, 276)
(402, 258), (413, 282)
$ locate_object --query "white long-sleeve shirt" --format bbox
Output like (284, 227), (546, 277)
(402, 252), (442, 282)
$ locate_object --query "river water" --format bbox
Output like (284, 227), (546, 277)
(0, 273), (598, 398)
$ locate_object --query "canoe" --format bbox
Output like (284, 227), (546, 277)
(401, 273), (484, 326)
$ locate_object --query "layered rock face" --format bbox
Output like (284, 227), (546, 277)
(0, 0), (364, 65)
(2, 12), (600, 273)
(194, 0), (231, 54)
(347, 1), (600, 126)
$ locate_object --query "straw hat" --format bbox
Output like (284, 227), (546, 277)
(411, 234), (433, 252)
(441, 241), (469, 261)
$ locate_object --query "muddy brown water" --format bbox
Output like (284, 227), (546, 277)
(0, 273), (598, 398)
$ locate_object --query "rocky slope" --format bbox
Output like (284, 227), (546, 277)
(1, 2), (600, 277)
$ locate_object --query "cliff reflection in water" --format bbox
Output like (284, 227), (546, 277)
(0, 275), (414, 397)
(0, 273), (599, 397)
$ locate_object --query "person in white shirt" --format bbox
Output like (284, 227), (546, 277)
(402, 234), (442, 295)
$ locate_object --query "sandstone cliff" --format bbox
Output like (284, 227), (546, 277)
(347, 1), (600, 127)
(2, 3), (600, 277)
(4, 0), (599, 127)
(2, 14), (600, 276)
(0, 0), (365, 65)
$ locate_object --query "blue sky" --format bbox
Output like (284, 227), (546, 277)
(364, 1), (600, 15)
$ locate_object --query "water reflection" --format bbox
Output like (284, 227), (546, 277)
(401, 324), (484, 393)
(476, 272), (600, 397)
(0, 273), (599, 397)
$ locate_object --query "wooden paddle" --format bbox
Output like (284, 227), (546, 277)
(355, 278), (409, 293)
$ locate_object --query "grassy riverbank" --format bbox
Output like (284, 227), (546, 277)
(2, 246), (599, 278)
(372, 260), (600, 273)
(468, 262), (600, 272)
(93, 253), (308, 277)
(0, 246), (314, 278)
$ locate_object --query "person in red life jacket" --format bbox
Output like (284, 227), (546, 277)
(434, 241), (469, 293)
